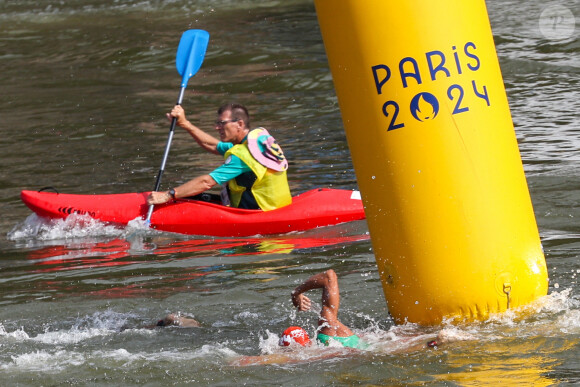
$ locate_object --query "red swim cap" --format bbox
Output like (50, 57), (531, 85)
(279, 326), (311, 346)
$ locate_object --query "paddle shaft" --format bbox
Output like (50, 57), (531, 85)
(143, 29), (209, 224)
(145, 87), (186, 222)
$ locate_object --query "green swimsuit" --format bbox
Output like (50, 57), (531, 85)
(317, 333), (368, 349)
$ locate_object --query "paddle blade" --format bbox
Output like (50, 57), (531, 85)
(176, 29), (210, 88)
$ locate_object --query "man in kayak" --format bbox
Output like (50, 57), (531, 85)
(281, 269), (367, 349)
(147, 103), (292, 211)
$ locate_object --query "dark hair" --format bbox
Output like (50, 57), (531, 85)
(218, 103), (250, 128)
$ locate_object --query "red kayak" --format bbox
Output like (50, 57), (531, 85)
(20, 188), (365, 237)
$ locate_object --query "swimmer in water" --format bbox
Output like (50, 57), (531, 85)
(283, 269), (365, 349)
(154, 313), (201, 328)
(232, 269), (449, 366)
(232, 270), (364, 366)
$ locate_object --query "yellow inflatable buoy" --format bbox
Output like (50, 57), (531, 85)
(314, 0), (548, 324)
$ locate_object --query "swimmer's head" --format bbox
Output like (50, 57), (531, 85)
(279, 326), (311, 346)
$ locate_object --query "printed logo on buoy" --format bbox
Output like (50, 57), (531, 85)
(410, 93), (439, 122)
(371, 41), (491, 132)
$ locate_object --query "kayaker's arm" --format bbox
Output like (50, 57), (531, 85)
(168, 105), (220, 155)
(147, 174), (217, 205)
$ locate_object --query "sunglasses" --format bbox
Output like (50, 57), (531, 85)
(215, 119), (239, 127)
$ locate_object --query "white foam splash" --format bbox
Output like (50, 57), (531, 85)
(1, 344), (240, 373)
(0, 323), (30, 341)
(33, 328), (112, 345)
(1, 310), (134, 346)
(7, 213), (124, 242)
(7, 214), (161, 246)
(5, 350), (85, 372)
(125, 217), (153, 235)
(258, 330), (284, 354)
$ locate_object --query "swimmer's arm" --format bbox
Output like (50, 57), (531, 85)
(385, 334), (447, 355)
(231, 351), (344, 367)
(230, 353), (294, 366)
(291, 292), (312, 311)
(292, 269), (339, 312)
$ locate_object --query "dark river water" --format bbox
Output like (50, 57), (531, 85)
(1, 0), (579, 385)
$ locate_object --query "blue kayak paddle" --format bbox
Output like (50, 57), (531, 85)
(145, 29), (210, 224)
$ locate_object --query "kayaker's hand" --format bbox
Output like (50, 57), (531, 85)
(147, 191), (172, 205)
(292, 291), (311, 312)
(166, 105), (189, 128)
